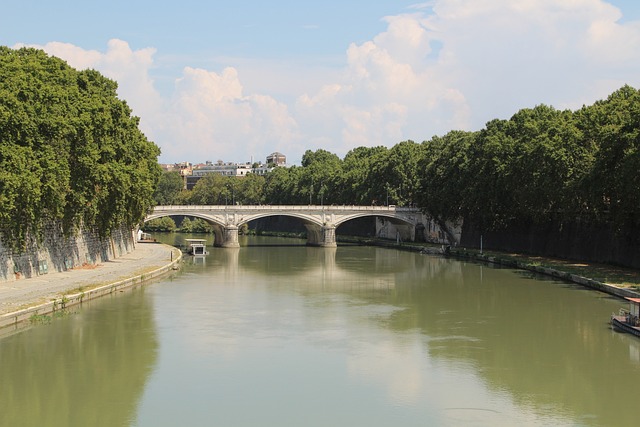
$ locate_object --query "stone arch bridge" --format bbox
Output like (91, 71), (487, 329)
(146, 205), (427, 248)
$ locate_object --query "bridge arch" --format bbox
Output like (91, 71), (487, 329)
(333, 212), (415, 228)
(145, 212), (226, 227)
(233, 212), (324, 228)
(235, 212), (337, 248)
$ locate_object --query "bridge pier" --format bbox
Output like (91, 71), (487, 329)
(305, 224), (337, 247)
(214, 225), (240, 248)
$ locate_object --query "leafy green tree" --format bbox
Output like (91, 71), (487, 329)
(576, 85), (640, 232)
(417, 131), (476, 223)
(190, 218), (214, 233)
(179, 217), (213, 233)
(180, 217), (193, 232)
(154, 171), (184, 205)
(222, 176), (239, 205)
(236, 173), (265, 205)
(0, 47), (161, 249)
(299, 149), (343, 205)
(142, 217), (176, 232)
(187, 174), (227, 204)
(263, 166), (304, 204)
(423, 107), (585, 230)
(371, 140), (423, 206)
(504, 105), (588, 224)
(339, 146), (388, 205)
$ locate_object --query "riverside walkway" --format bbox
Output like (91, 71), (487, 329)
(0, 242), (179, 329)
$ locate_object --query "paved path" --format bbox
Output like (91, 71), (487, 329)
(0, 242), (178, 316)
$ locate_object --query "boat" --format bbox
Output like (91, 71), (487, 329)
(611, 297), (640, 337)
(137, 230), (155, 243)
(185, 239), (209, 256)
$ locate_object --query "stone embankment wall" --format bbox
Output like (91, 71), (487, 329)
(0, 223), (135, 283)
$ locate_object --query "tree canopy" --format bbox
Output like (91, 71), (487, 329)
(416, 86), (639, 237)
(0, 46), (161, 249)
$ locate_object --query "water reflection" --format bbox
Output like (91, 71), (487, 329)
(153, 235), (640, 425)
(0, 289), (157, 427)
(2, 234), (638, 426)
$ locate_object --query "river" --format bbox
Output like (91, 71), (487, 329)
(0, 235), (637, 427)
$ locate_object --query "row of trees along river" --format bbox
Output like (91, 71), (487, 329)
(154, 86), (639, 268)
(0, 46), (637, 267)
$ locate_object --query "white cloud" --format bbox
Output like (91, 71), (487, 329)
(14, 40), (299, 163)
(424, 0), (640, 116)
(162, 66), (299, 163)
(15, 0), (640, 163)
(294, 9), (471, 155)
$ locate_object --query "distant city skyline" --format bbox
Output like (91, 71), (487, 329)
(161, 150), (287, 167)
(3, 0), (640, 164)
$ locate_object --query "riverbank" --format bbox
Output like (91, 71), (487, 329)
(0, 242), (181, 333)
(257, 232), (640, 298)
(349, 237), (640, 299)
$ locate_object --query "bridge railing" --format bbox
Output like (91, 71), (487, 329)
(153, 205), (420, 212)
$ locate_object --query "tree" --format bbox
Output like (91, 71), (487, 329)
(340, 146), (388, 205)
(142, 217), (176, 232)
(0, 47), (161, 249)
(299, 149), (343, 205)
(503, 105), (587, 224)
(417, 131), (476, 223)
(237, 173), (265, 205)
(180, 217), (213, 233)
(372, 141), (423, 206)
(576, 85), (640, 233)
(263, 166), (304, 204)
(187, 174), (227, 205)
(154, 171), (184, 205)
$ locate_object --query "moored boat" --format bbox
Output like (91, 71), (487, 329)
(185, 238), (209, 256)
(611, 297), (640, 337)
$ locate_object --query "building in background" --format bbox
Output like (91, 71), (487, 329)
(191, 160), (253, 177)
(266, 152), (286, 166)
(168, 153), (288, 190)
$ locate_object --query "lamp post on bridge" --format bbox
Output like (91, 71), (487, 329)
(386, 182), (389, 206)
(226, 183), (236, 206)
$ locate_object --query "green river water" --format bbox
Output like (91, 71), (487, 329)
(0, 235), (638, 427)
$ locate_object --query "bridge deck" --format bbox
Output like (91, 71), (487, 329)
(154, 205), (417, 211)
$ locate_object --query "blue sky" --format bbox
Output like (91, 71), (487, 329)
(3, 1), (640, 164)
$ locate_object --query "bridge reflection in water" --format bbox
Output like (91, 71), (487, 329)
(147, 205), (426, 248)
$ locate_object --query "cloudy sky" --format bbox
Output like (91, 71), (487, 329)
(3, 0), (640, 164)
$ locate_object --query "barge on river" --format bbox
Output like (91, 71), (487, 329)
(611, 297), (640, 337)
(184, 239), (209, 256)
